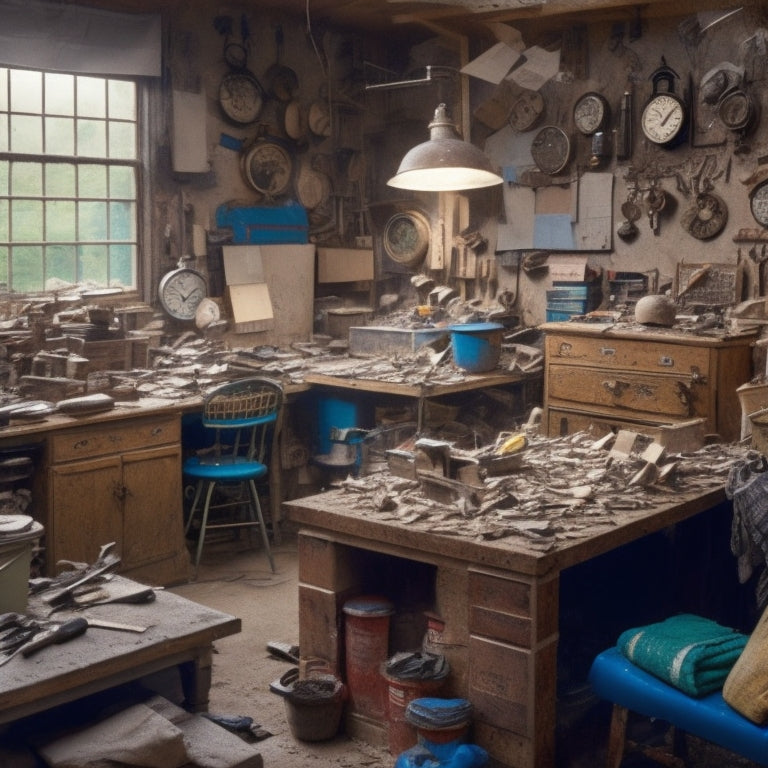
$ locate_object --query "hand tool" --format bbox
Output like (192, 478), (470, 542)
(21, 617), (88, 657)
(83, 617), (148, 633)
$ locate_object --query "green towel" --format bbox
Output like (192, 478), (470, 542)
(617, 614), (749, 697)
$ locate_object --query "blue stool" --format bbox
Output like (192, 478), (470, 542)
(589, 646), (768, 767)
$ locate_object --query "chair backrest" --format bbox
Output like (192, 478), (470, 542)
(202, 377), (283, 463)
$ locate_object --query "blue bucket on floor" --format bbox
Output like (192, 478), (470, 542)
(450, 323), (503, 373)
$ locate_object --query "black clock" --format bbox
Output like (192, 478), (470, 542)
(573, 92), (610, 135)
(641, 61), (687, 147)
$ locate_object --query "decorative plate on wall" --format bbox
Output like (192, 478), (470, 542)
(383, 211), (430, 268)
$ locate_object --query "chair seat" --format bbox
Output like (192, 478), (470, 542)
(589, 647), (768, 765)
(184, 455), (268, 482)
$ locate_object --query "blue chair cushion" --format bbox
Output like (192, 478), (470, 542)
(589, 647), (768, 765)
(184, 455), (268, 482)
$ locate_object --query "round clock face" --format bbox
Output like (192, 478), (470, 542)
(383, 211), (430, 267)
(508, 90), (545, 132)
(158, 269), (207, 321)
(718, 89), (753, 131)
(219, 71), (263, 124)
(641, 93), (686, 145)
(750, 180), (768, 227)
(242, 141), (293, 198)
(680, 193), (728, 240)
(573, 92), (610, 135)
(531, 126), (571, 174)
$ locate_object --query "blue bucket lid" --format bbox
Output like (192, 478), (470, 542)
(342, 595), (394, 617)
(405, 697), (473, 728)
(449, 322), (503, 334)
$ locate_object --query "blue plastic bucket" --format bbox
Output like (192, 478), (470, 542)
(450, 323), (503, 373)
(316, 395), (359, 454)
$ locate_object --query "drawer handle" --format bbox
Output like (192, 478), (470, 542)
(658, 356), (674, 367)
(603, 380), (629, 397)
(151, 427), (164, 437)
(74, 439), (90, 450)
(599, 347), (615, 357)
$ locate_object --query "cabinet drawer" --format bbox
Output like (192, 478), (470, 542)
(545, 334), (710, 374)
(51, 415), (180, 463)
(547, 365), (704, 418)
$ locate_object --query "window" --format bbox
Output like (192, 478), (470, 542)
(0, 67), (139, 294)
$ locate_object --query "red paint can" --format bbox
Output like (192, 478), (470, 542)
(343, 595), (394, 720)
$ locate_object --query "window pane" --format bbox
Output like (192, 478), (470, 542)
(78, 244), (108, 284)
(46, 164), (76, 197)
(77, 76), (106, 118)
(45, 117), (75, 155)
(11, 162), (43, 196)
(11, 200), (43, 242)
(109, 166), (135, 199)
(10, 70), (42, 113)
(108, 80), (135, 120)
(11, 245), (43, 292)
(10, 115), (42, 154)
(0, 247), (7, 290)
(0, 200), (7, 240)
(78, 201), (107, 240)
(46, 244), (77, 284)
(109, 201), (135, 240)
(45, 74), (74, 116)
(79, 165), (108, 198)
(77, 118), (106, 157)
(46, 200), (76, 241)
(0, 69), (7, 111)
(0, 114), (7, 152)
(109, 244), (134, 287)
(0, 161), (7, 196)
(109, 121), (136, 160)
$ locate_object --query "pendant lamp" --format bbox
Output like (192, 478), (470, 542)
(387, 103), (503, 192)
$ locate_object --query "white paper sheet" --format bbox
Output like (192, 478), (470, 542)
(506, 46), (561, 91)
(461, 41), (522, 84)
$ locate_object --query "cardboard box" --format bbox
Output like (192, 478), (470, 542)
(317, 247), (374, 283)
(225, 283), (274, 334)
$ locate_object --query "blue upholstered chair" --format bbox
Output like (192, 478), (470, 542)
(183, 377), (282, 572)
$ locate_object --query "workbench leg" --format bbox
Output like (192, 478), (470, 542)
(179, 647), (214, 712)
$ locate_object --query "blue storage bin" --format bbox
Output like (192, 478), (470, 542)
(215, 201), (309, 244)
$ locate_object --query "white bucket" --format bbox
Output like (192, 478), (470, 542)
(0, 521), (43, 614)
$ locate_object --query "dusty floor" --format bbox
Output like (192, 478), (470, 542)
(169, 530), (764, 768)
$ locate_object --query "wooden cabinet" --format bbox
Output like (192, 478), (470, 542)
(541, 322), (755, 441)
(48, 414), (191, 585)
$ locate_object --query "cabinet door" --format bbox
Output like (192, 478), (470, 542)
(121, 444), (186, 573)
(49, 456), (123, 568)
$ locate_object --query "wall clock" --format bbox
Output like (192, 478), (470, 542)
(383, 211), (430, 268)
(218, 70), (264, 125)
(531, 126), (571, 175)
(718, 88), (757, 133)
(241, 140), (294, 198)
(641, 62), (687, 147)
(508, 90), (545, 132)
(158, 268), (208, 321)
(573, 92), (610, 135)
(750, 180), (768, 227)
(680, 192), (728, 240)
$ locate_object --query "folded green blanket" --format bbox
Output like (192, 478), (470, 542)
(617, 614), (749, 697)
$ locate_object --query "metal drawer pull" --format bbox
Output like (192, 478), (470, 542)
(658, 356), (674, 366)
(603, 380), (629, 397)
(599, 347), (615, 356)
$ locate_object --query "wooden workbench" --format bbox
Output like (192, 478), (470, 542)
(0, 575), (240, 726)
(284, 480), (732, 768)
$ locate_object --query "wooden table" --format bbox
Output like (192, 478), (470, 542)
(284, 481), (731, 768)
(0, 576), (240, 726)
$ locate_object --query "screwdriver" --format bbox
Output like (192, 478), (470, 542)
(21, 617), (88, 658)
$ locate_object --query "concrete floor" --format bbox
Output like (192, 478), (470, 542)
(169, 528), (765, 768)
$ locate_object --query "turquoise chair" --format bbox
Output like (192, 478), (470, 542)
(183, 377), (282, 572)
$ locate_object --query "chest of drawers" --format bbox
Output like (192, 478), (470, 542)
(541, 322), (756, 442)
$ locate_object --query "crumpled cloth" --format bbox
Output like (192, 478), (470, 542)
(617, 613), (748, 697)
(726, 455), (768, 607)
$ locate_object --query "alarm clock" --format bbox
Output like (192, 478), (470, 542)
(158, 268), (208, 321)
(641, 61), (687, 147)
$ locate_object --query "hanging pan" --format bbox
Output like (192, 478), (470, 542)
(266, 24), (299, 102)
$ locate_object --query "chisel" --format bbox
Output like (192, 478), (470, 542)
(21, 617), (88, 657)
